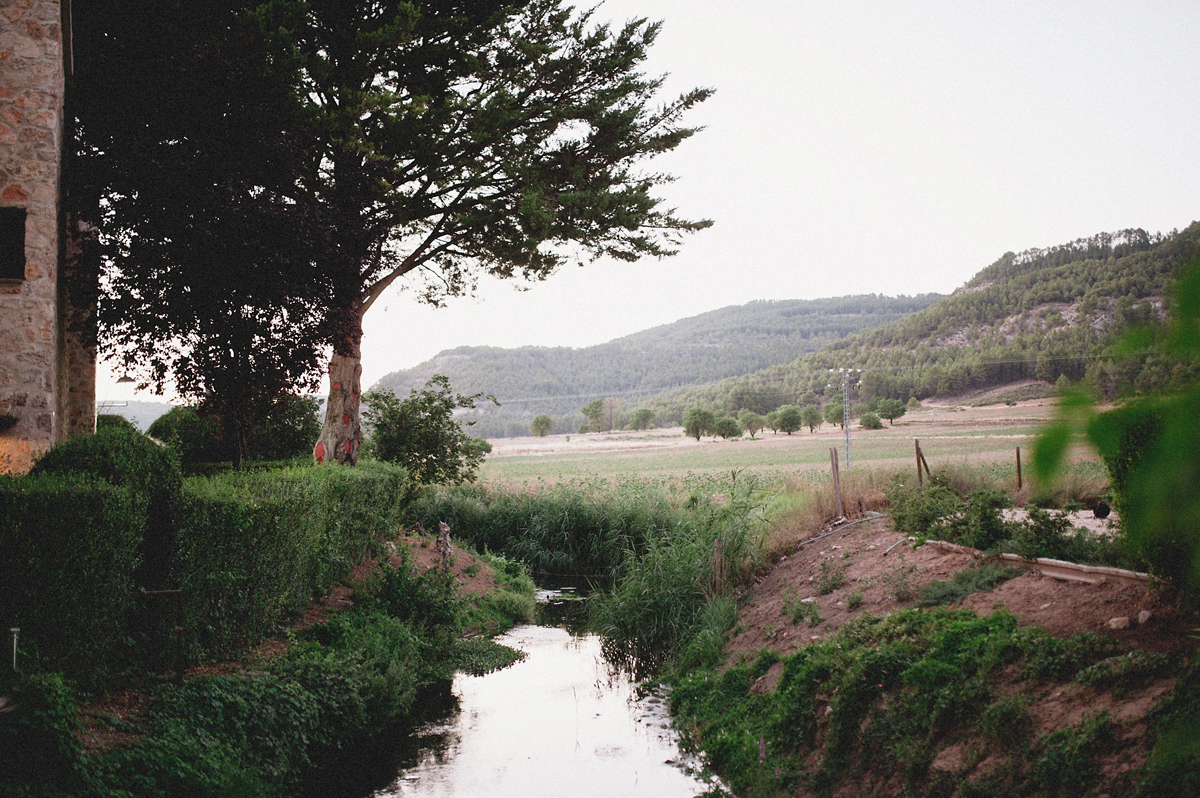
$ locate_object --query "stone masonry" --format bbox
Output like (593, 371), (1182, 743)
(0, 0), (93, 474)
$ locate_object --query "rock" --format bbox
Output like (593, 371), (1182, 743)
(1138, 610), (1152, 626)
(1107, 616), (1131, 630)
(1039, 602), (1053, 610)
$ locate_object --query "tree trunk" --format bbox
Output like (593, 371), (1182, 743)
(314, 306), (364, 466)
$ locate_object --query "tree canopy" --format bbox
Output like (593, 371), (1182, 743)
(77, 0), (712, 466)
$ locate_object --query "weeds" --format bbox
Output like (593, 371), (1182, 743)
(815, 561), (847, 595)
(916, 563), (1024, 606)
(782, 593), (822, 626)
(846, 591), (864, 610)
(1032, 712), (1117, 797)
(883, 555), (918, 601)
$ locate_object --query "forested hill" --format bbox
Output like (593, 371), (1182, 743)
(638, 223), (1200, 424)
(371, 294), (942, 436)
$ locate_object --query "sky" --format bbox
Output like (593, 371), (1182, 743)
(97, 1), (1200, 404)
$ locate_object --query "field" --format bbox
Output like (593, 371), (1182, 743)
(480, 398), (1099, 485)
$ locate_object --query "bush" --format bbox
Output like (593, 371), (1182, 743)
(0, 475), (144, 687)
(31, 426), (182, 589)
(147, 406), (228, 464)
(364, 376), (493, 484)
(0, 673), (87, 797)
(96, 413), (139, 433)
(860, 411), (883, 430)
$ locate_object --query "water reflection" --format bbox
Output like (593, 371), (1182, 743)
(367, 591), (710, 798)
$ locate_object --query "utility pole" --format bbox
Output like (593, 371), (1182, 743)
(831, 368), (861, 467)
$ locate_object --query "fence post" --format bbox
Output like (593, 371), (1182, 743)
(915, 439), (923, 486)
(1016, 446), (1023, 491)
(830, 447), (844, 518)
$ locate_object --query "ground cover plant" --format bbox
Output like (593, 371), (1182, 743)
(0, 549), (529, 798)
(669, 607), (1188, 798)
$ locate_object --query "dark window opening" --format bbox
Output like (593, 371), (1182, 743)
(0, 207), (27, 281)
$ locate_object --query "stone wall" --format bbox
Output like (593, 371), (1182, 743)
(0, 0), (66, 473)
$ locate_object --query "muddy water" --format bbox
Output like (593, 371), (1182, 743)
(365, 590), (713, 798)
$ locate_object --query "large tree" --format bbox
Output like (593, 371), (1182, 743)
(252, 0), (712, 464)
(74, 0), (339, 467)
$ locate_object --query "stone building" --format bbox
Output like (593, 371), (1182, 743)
(0, 0), (95, 474)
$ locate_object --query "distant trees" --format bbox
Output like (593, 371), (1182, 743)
(824, 397), (845, 428)
(629, 408), (656, 431)
(603, 398), (621, 432)
(776, 405), (804, 435)
(683, 408), (716, 441)
(801, 405), (823, 433)
(530, 414), (554, 437)
(738, 409), (765, 438)
(582, 400), (605, 433)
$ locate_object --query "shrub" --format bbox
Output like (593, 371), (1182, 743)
(96, 413), (139, 433)
(0, 673), (87, 797)
(31, 426), (182, 589)
(860, 411), (883, 430)
(147, 406), (228, 464)
(0, 475), (144, 687)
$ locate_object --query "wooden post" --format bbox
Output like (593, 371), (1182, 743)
(915, 439), (923, 486)
(1016, 446), (1023, 491)
(830, 447), (844, 518)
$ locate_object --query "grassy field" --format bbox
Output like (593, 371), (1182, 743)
(479, 398), (1099, 486)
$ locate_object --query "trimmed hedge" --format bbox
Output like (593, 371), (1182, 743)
(174, 463), (413, 659)
(0, 474), (144, 688)
(30, 426), (182, 589)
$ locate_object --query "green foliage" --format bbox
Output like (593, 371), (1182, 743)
(0, 673), (87, 797)
(364, 376), (494, 484)
(0, 475), (143, 687)
(31, 425), (183, 589)
(916, 564), (1023, 606)
(174, 464), (411, 660)
(775, 404), (803, 434)
(782, 595), (823, 626)
(593, 479), (763, 673)
(147, 406), (227, 464)
(582, 399), (605, 432)
(877, 397), (907, 425)
(96, 413), (139, 433)
(801, 404), (823, 433)
(823, 397), (844, 427)
(815, 561), (847, 594)
(1036, 253), (1200, 601)
(246, 395), (321, 461)
(737, 408), (765, 437)
(860, 411), (884, 429)
(683, 407), (716, 440)
(669, 607), (1171, 798)
(629, 408), (656, 431)
(1031, 712), (1117, 797)
(714, 415), (743, 440)
(529, 413), (554, 436)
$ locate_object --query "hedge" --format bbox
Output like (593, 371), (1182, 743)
(0, 474), (144, 688)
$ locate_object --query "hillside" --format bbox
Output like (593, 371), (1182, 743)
(637, 223), (1200, 423)
(371, 295), (941, 437)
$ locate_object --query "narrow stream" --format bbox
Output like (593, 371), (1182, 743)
(361, 588), (715, 798)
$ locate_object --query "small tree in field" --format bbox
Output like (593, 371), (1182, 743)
(738, 409), (765, 438)
(683, 408), (716, 441)
(364, 376), (495, 484)
(824, 397), (845, 428)
(530, 414), (554, 437)
(776, 405), (804, 435)
(630, 408), (655, 431)
(765, 410), (781, 435)
(801, 405), (823, 433)
(877, 398), (907, 426)
(714, 416), (742, 440)
(582, 400), (605, 433)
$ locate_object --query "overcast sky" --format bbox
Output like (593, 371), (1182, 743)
(98, 1), (1200, 402)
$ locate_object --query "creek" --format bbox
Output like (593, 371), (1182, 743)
(342, 587), (715, 798)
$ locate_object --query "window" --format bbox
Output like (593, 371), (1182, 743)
(0, 207), (27, 281)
